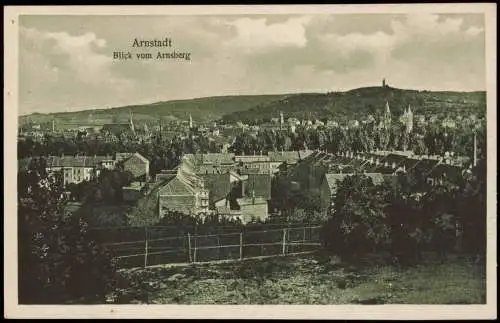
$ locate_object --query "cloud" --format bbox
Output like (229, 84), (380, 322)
(465, 26), (484, 37)
(19, 27), (135, 114)
(223, 16), (312, 52)
(20, 27), (130, 87)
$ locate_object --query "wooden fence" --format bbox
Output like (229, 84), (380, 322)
(98, 225), (322, 269)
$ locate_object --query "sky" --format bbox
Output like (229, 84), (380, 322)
(19, 13), (486, 115)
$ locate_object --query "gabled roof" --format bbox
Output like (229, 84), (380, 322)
(158, 177), (196, 195)
(324, 172), (385, 194)
(119, 152), (149, 164)
(324, 173), (351, 193)
(46, 155), (112, 168)
(129, 152), (149, 164)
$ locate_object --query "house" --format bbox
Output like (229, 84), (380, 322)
(45, 155), (114, 185)
(157, 161), (209, 217)
(116, 152), (150, 181)
(214, 172), (271, 223)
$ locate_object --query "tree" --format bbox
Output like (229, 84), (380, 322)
(322, 174), (390, 258)
(18, 157), (117, 304)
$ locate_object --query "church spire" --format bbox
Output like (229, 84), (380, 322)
(406, 104), (413, 134)
(129, 109), (135, 134)
(384, 101), (391, 127)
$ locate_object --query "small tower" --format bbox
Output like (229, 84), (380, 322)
(382, 78), (386, 87)
(129, 109), (135, 134)
(280, 111), (284, 129)
(189, 114), (193, 129)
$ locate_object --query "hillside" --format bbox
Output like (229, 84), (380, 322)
(220, 86), (486, 123)
(19, 87), (486, 128)
(19, 94), (289, 128)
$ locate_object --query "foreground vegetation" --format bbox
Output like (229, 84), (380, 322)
(18, 154), (487, 304)
(108, 252), (486, 305)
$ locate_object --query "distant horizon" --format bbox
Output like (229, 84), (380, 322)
(18, 84), (487, 117)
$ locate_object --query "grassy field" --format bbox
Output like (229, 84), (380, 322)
(109, 252), (486, 305)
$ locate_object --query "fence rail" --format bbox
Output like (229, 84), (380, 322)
(100, 225), (322, 269)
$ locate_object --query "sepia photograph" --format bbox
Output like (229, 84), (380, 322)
(4, 4), (497, 320)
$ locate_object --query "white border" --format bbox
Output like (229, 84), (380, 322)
(4, 4), (497, 320)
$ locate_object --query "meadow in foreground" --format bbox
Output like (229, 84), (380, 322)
(109, 252), (486, 305)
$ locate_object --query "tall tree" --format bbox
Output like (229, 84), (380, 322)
(18, 157), (117, 304)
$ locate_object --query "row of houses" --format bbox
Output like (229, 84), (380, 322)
(282, 149), (475, 216)
(19, 152), (150, 186)
(181, 150), (315, 176)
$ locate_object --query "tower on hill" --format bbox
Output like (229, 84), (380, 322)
(382, 78), (386, 87)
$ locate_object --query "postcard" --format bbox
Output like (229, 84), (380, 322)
(4, 4), (497, 320)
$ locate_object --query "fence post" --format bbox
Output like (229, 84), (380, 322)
(282, 228), (286, 255)
(193, 225), (198, 263)
(303, 227), (306, 249)
(187, 233), (192, 263)
(144, 226), (148, 268)
(239, 231), (243, 260)
(217, 234), (221, 259)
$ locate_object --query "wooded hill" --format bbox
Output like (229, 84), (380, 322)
(220, 86), (486, 124)
(19, 94), (289, 127)
(20, 86), (486, 128)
